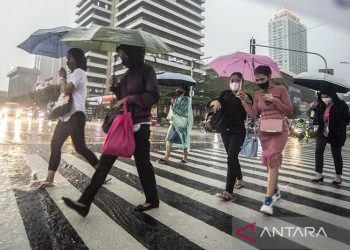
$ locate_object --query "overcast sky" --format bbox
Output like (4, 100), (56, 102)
(1, 0), (349, 91)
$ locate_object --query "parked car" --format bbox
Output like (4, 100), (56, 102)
(0, 102), (23, 118)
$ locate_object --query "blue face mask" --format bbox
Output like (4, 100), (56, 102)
(121, 56), (131, 68)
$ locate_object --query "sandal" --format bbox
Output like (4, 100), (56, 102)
(30, 180), (55, 189)
(215, 191), (233, 201)
(157, 158), (169, 165)
(179, 159), (188, 164)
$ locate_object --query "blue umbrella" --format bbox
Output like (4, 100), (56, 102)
(17, 26), (80, 58)
(157, 72), (196, 86)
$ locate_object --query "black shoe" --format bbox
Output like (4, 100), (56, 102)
(332, 178), (342, 185)
(311, 176), (324, 183)
(103, 178), (112, 184)
(134, 202), (159, 212)
(62, 197), (90, 217)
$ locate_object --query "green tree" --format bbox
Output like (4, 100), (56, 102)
(9, 85), (61, 107)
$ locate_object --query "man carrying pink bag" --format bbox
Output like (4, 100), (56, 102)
(62, 44), (160, 216)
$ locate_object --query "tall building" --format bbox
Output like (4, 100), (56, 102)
(75, 0), (114, 96)
(114, 0), (205, 77)
(75, 0), (205, 95)
(7, 67), (40, 98)
(268, 9), (308, 74)
(34, 55), (62, 86)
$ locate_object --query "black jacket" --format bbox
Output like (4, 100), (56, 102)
(211, 90), (251, 132)
(313, 100), (349, 146)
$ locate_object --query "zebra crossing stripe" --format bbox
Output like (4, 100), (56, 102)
(202, 149), (350, 181)
(149, 152), (350, 231)
(0, 189), (30, 250)
(191, 149), (350, 190)
(209, 147), (350, 169)
(115, 158), (347, 250)
(283, 147), (350, 161)
(62, 153), (256, 250)
(63, 153), (349, 250)
(25, 154), (146, 250)
(165, 150), (350, 208)
(189, 150), (350, 196)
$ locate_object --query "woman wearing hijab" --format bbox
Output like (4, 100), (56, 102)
(62, 44), (160, 216)
(157, 85), (193, 164)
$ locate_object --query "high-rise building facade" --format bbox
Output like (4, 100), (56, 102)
(75, 0), (205, 95)
(7, 67), (40, 98)
(268, 9), (308, 74)
(75, 0), (114, 96)
(114, 0), (205, 77)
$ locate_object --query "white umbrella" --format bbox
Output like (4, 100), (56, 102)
(293, 72), (350, 93)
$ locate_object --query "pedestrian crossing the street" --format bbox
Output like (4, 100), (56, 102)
(6, 143), (350, 250)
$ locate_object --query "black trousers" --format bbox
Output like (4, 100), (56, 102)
(315, 135), (343, 175)
(79, 124), (159, 206)
(49, 112), (98, 171)
(221, 129), (246, 193)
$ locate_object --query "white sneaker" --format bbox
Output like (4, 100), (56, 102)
(272, 189), (281, 201)
(260, 198), (274, 215)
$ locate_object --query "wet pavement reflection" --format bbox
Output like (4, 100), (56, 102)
(1, 117), (349, 249)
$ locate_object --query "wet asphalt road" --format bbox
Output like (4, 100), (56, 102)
(1, 116), (350, 250)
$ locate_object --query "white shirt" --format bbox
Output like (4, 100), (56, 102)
(60, 68), (87, 122)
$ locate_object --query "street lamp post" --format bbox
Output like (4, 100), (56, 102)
(250, 38), (328, 71)
(190, 56), (212, 95)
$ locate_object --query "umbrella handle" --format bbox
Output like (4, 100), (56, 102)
(114, 49), (117, 76)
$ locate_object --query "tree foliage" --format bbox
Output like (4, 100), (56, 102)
(8, 85), (61, 107)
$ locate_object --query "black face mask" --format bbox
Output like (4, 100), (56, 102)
(176, 90), (184, 96)
(258, 81), (269, 90)
(121, 57), (131, 68)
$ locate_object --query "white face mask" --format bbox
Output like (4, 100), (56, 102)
(229, 82), (240, 91)
(322, 97), (332, 105)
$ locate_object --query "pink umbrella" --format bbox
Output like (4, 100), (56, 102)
(209, 51), (282, 82)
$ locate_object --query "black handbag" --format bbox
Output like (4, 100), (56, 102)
(49, 93), (73, 120)
(205, 110), (225, 133)
(102, 106), (122, 133)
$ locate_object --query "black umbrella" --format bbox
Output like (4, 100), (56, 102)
(293, 72), (350, 93)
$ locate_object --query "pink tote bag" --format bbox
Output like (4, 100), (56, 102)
(102, 99), (135, 158)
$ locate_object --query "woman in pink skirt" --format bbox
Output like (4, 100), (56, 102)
(238, 65), (293, 215)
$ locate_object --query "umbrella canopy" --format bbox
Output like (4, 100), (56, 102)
(209, 51), (282, 82)
(293, 72), (350, 93)
(157, 72), (196, 86)
(61, 25), (171, 54)
(17, 26), (75, 58)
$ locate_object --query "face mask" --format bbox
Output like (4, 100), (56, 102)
(322, 97), (332, 105)
(121, 56), (131, 68)
(258, 81), (269, 90)
(176, 90), (184, 96)
(229, 82), (240, 91)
